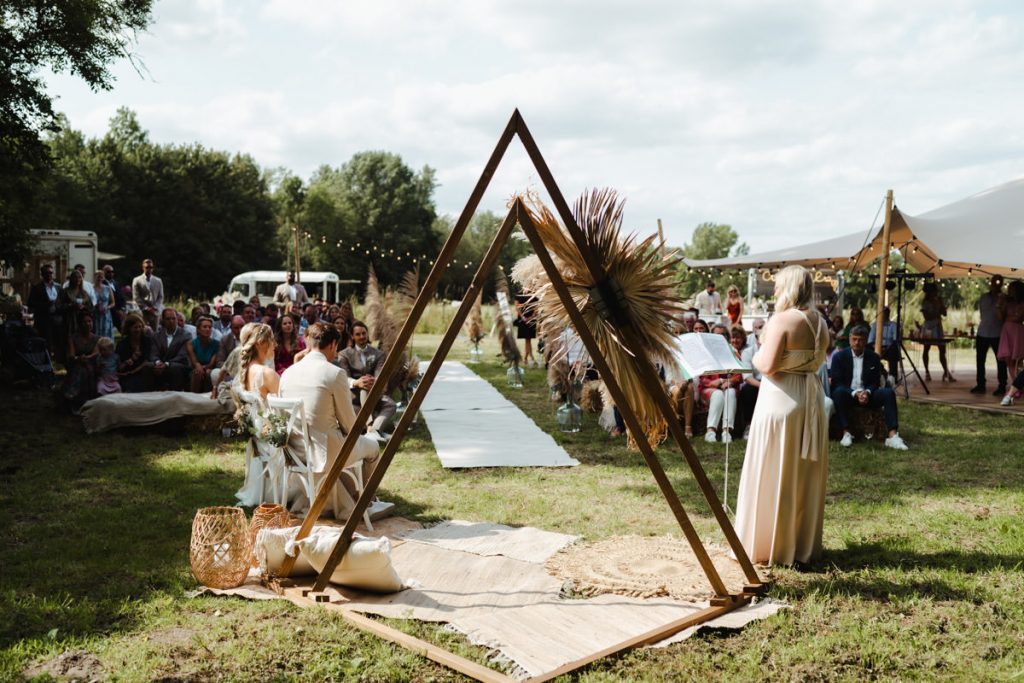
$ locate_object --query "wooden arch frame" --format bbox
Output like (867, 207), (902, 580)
(278, 110), (767, 680)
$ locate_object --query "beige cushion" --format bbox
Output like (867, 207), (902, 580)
(296, 528), (407, 593)
(255, 525), (321, 576)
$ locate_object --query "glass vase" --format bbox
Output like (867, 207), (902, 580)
(507, 365), (524, 388)
(557, 396), (582, 433)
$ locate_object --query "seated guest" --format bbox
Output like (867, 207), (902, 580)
(835, 306), (864, 349)
(830, 325), (908, 450)
(95, 336), (121, 395)
(1000, 366), (1024, 405)
(700, 367), (742, 443)
(693, 319), (710, 334)
(829, 314), (844, 343)
(711, 323), (731, 341)
(64, 310), (100, 412)
(868, 306), (900, 377)
(213, 304), (234, 338)
(299, 303), (320, 333)
(154, 308), (194, 391)
(335, 321), (397, 437)
(332, 315), (352, 352)
(241, 304), (257, 324)
(747, 318), (765, 353)
(177, 310), (197, 340)
(736, 326), (761, 438)
(116, 312), (155, 392)
(274, 313), (305, 374)
(216, 315), (245, 367)
(190, 316), (220, 393)
(211, 322), (256, 401)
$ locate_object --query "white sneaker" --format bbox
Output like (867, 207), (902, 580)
(368, 500), (396, 521)
(1001, 394), (1015, 406)
(840, 432), (854, 448)
(721, 430), (732, 444)
(704, 430), (717, 444)
(884, 433), (909, 451)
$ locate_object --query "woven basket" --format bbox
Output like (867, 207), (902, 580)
(190, 506), (252, 589)
(248, 503), (291, 568)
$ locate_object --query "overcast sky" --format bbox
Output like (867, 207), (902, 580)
(47, 0), (1024, 253)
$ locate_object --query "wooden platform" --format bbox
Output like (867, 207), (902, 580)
(894, 343), (1022, 416)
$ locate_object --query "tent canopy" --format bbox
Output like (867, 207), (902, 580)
(684, 177), (1024, 279)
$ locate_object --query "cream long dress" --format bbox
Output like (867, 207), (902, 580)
(734, 311), (829, 565)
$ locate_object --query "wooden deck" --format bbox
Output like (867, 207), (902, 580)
(893, 341), (1022, 416)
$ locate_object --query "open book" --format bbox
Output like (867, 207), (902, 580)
(670, 332), (752, 380)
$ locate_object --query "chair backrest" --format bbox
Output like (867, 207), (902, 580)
(267, 395), (314, 466)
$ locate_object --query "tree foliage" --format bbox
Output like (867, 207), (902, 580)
(675, 222), (749, 296)
(42, 109), (277, 297)
(0, 0), (153, 267)
(432, 211), (534, 301)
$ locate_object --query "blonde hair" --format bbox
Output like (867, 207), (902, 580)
(727, 284), (740, 297)
(773, 265), (814, 312)
(97, 336), (114, 353)
(239, 323), (274, 388)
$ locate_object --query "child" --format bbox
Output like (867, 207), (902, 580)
(95, 337), (121, 395)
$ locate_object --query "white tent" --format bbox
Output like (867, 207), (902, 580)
(684, 177), (1024, 279)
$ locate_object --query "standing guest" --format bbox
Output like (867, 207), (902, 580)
(92, 270), (115, 340)
(513, 294), (539, 368)
(57, 269), (93, 364)
(274, 313), (305, 374)
(734, 266), (830, 566)
(131, 259), (164, 331)
(116, 313), (155, 392)
(213, 304), (234, 338)
(736, 326), (761, 438)
(153, 308), (193, 391)
(95, 337), (121, 395)
(694, 280), (722, 319)
(101, 264), (126, 331)
(274, 271), (309, 309)
(920, 282), (953, 382)
(190, 316), (220, 393)
(835, 307), (864, 349)
(831, 326), (907, 450)
(972, 276), (1007, 396)
(65, 263), (97, 304)
(336, 321), (397, 436)
(63, 311), (99, 412)
(28, 264), (61, 356)
(997, 280), (1024, 383)
(725, 285), (743, 325)
(868, 306), (900, 378)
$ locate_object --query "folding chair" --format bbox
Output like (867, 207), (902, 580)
(236, 389), (285, 505)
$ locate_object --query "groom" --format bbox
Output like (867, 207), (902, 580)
(279, 322), (393, 520)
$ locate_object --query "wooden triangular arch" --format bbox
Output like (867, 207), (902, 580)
(278, 110), (767, 678)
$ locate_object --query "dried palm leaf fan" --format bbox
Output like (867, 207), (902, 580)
(387, 265), (422, 394)
(465, 290), (485, 345)
(364, 264), (396, 351)
(517, 189), (686, 449)
(579, 380), (605, 414)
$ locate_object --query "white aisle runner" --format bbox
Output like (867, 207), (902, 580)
(418, 361), (580, 468)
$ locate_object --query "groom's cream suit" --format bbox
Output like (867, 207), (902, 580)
(278, 349), (379, 517)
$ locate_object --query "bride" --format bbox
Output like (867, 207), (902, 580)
(733, 266), (829, 566)
(235, 323), (281, 506)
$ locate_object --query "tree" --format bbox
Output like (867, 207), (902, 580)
(302, 152), (441, 289)
(433, 211), (533, 300)
(0, 0), (154, 267)
(684, 222), (747, 260)
(44, 110), (278, 297)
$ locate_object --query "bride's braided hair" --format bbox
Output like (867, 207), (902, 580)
(239, 322), (274, 388)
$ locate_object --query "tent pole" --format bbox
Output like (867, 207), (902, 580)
(874, 190), (894, 355)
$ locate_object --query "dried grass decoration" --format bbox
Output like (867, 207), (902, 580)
(190, 506), (252, 589)
(513, 189), (686, 449)
(248, 503), (291, 568)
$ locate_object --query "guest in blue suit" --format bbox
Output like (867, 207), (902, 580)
(829, 325), (908, 450)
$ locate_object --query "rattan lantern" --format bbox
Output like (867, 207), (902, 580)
(190, 506), (252, 589)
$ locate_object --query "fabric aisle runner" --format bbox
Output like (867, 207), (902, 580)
(417, 361), (580, 468)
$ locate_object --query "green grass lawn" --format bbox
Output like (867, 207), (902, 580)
(2, 334), (1023, 681)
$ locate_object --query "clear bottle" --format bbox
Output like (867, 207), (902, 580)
(507, 365), (524, 388)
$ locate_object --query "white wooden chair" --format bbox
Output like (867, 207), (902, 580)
(266, 396), (372, 530)
(235, 388), (285, 506)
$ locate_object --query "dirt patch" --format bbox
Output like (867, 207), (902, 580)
(147, 627), (197, 646)
(24, 650), (104, 682)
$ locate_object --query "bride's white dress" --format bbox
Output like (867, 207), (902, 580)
(733, 311), (829, 565)
(234, 372), (285, 507)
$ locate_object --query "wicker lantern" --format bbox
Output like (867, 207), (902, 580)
(247, 503), (290, 568)
(190, 506), (252, 589)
